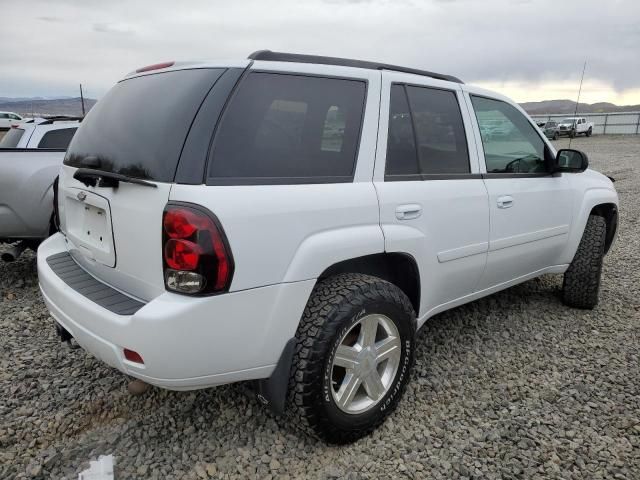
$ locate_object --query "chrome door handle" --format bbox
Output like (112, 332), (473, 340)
(497, 195), (514, 209)
(395, 204), (422, 220)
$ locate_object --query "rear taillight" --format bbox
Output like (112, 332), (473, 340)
(162, 204), (234, 295)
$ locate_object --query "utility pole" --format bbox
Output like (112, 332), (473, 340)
(79, 84), (86, 117)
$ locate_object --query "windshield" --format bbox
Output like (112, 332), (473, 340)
(561, 118), (576, 124)
(64, 68), (225, 182)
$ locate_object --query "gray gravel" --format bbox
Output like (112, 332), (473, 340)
(2, 135), (639, 479)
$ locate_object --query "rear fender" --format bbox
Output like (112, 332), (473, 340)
(282, 225), (385, 283)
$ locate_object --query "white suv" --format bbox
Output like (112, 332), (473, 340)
(38, 51), (618, 443)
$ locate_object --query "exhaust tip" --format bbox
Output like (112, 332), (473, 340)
(1, 242), (28, 262)
(1, 252), (16, 262)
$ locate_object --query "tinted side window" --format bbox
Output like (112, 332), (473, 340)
(38, 127), (77, 149)
(385, 84), (470, 178)
(471, 96), (548, 174)
(406, 86), (470, 174)
(208, 73), (366, 184)
(386, 85), (419, 176)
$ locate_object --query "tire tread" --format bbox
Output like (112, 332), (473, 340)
(562, 215), (606, 309)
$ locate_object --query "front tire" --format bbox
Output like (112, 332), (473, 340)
(562, 215), (606, 309)
(586, 127), (592, 137)
(553, 132), (559, 140)
(288, 273), (416, 444)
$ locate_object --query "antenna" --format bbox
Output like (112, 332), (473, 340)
(79, 83), (86, 117)
(569, 60), (586, 148)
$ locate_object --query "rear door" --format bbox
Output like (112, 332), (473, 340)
(374, 72), (489, 319)
(464, 91), (572, 290)
(58, 67), (240, 301)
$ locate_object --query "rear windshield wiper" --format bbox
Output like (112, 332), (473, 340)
(73, 168), (157, 189)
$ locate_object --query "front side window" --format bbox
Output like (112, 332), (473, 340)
(385, 84), (470, 178)
(38, 127), (77, 149)
(471, 96), (549, 174)
(208, 72), (366, 183)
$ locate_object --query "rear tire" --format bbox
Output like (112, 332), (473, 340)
(562, 215), (606, 309)
(586, 127), (592, 137)
(288, 273), (416, 444)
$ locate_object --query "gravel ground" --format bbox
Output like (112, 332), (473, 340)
(1, 135), (639, 479)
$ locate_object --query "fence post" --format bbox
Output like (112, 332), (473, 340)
(603, 114), (609, 135)
(635, 112), (640, 135)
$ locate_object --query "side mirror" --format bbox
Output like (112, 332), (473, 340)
(553, 149), (589, 173)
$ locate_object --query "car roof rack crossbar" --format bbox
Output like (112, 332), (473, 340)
(248, 50), (463, 84)
(39, 116), (84, 125)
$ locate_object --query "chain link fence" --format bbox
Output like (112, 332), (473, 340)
(530, 111), (640, 135)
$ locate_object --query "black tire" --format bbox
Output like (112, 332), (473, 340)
(569, 129), (576, 138)
(288, 273), (416, 444)
(586, 127), (592, 137)
(553, 132), (559, 140)
(562, 215), (606, 309)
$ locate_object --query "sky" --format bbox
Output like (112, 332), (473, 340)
(1, 0), (639, 104)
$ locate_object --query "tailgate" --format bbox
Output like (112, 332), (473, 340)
(58, 166), (171, 301)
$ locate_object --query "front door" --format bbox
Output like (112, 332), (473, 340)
(466, 93), (572, 290)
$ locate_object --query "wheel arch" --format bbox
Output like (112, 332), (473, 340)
(590, 202), (617, 254)
(317, 252), (421, 315)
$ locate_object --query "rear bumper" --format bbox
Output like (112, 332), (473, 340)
(38, 233), (315, 390)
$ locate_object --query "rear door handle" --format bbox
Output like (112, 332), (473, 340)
(497, 195), (514, 209)
(395, 204), (422, 220)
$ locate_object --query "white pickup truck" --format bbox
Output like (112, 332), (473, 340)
(558, 117), (594, 138)
(38, 52), (618, 443)
(0, 118), (80, 260)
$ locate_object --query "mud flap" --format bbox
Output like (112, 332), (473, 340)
(255, 338), (296, 415)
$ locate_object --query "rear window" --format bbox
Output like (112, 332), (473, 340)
(38, 127), (77, 149)
(0, 128), (24, 148)
(64, 68), (225, 182)
(207, 72), (366, 184)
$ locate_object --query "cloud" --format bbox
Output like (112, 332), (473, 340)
(37, 16), (64, 22)
(1, 0), (638, 103)
(92, 22), (136, 35)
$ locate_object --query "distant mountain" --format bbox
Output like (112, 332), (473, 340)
(521, 99), (640, 115)
(2, 96), (638, 118)
(0, 97), (96, 116)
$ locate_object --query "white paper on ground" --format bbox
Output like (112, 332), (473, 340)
(78, 454), (115, 480)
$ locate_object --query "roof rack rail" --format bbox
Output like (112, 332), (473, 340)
(248, 50), (463, 84)
(39, 116), (84, 125)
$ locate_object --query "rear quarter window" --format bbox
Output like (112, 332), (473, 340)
(207, 72), (367, 184)
(38, 127), (77, 149)
(0, 128), (25, 148)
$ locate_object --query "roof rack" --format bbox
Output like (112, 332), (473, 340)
(248, 50), (463, 84)
(39, 116), (84, 125)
